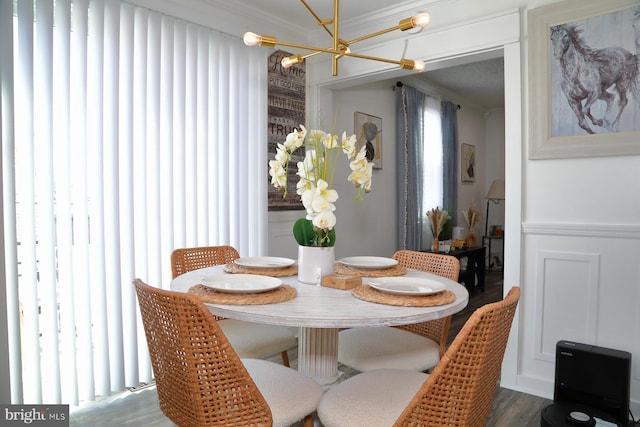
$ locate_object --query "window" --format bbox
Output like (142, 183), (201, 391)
(1, 0), (267, 405)
(422, 95), (443, 215)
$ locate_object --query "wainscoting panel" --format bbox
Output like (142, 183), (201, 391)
(520, 222), (640, 414)
(533, 250), (600, 363)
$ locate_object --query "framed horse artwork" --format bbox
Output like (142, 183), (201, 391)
(528, 0), (640, 159)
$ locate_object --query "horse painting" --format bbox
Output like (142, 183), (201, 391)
(550, 23), (640, 134)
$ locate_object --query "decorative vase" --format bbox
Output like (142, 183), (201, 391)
(432, 237), (440, 253)
(297, 245), (335, 285)
(464, 232), (477, 247)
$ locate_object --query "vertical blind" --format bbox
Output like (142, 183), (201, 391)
(1, 0), (267, 405)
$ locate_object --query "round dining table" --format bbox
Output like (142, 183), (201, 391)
(171, 265), (469, 386)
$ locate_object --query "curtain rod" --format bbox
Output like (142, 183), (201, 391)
(394, 81), (461, 110)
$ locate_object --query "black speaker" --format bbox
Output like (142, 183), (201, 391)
(541, 340), (632, 427)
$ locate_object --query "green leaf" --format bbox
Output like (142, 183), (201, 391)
(292, 218), (315, 246)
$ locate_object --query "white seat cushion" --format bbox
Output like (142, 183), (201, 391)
(318, 369), (428, 427)
(219, 319), (296, 359)
(242, 359), (323, 427)
(338, 326), (440, 372)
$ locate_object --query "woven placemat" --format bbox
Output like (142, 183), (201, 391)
(223, 262), (298, 277)
(188, 284), (297, 305)
(334, 263), (407, 277)
(351, 285), (456, 307)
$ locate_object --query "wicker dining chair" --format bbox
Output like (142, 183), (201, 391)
(338, 250), (460, 372)
(133, 279), (322, 427)
(171, 246), (296, 367)
(319, 286), (520, 427)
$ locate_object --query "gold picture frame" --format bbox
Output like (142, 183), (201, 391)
(354, 111), (382, 169)
(528, 0), (640, 159)
(461, 143), (476, 182)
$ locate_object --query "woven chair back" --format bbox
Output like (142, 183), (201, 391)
(394, 286), (521, 427)
(133, 279), (272, 426)
(391, 250), (461, 354)
(392, 250), (460, 281)
(171, 245), (240, 278)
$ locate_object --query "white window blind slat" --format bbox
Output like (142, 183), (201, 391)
(144, 11), (162, 288)
(1, 0), (23, 405)
(69, 0), (94, 403)
(103, 0), (125, 394)
(184, 25), (198, 246)
(118, 4), (139, 388)
(171, 21), (187, 251)
(52, 0), (78, 405)
(196, 28), (209, 246)
(159, 16), (175, 284)
(86, 0), (111, 399)
(34, 0), (61, 405)
(15, 0), (43, 405)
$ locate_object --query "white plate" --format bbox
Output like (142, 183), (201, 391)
(338, 256), (398, 270)
(234, 256), (295, 269)
(368, 277), (447, 296)
(200, 274), (283, 294)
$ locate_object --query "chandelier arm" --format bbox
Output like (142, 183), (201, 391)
(346, 24), (404, 46)
(342, 51), (418, 70)
(332, 0), (339, 76)
(273, 40), (341, 55)
(300, 0), (334, 39)
(343, 51), (403, 65)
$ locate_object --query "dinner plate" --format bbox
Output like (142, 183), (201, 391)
(200, 274), (283, 294)
(338, 256), (398, 270)
(368, 277), (447, 296)
(233, 256), (296, 269)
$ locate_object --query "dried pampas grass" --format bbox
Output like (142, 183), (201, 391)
(427, 207), (448, 237)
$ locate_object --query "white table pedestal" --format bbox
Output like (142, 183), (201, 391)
(297, 327), (340, 386)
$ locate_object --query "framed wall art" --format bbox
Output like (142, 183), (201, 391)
(528, 0), (640, 159)
(267, 50), (306, 210)
(461, 143), (476, 182)
(354, 111), (382, 169)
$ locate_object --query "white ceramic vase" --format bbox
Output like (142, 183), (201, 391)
(297, 245), (335, 285)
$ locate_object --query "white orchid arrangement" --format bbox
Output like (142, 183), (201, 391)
(269, 125), (373, 247)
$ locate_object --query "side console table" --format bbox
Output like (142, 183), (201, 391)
(424, 246), (485, 293)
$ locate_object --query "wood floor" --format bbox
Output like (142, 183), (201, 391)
(70, 272), (552, 426)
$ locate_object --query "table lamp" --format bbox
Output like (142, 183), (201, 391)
(484, 179), (505, 236)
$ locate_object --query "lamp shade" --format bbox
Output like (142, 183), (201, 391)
(486, 179), (505, 200)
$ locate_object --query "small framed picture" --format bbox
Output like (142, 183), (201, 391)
(354, 111), (382, 169)
(461, 143), (476, 182)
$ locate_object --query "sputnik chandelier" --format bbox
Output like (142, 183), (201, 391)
(243, 0), (431, 76)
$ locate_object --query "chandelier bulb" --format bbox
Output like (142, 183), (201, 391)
(413, 60), (426, 72)
(412, 13), (431, 28)
(243, 32), (261, 46)
(282, 55), (303, 68)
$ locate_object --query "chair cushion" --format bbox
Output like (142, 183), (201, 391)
(242, 359), (323, 427)
(219, 319), (297, 359)
(318, 369), (428, 427)
(338, 326), (440, 372)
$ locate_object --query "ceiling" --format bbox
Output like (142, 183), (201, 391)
(229, 0), (505, 109)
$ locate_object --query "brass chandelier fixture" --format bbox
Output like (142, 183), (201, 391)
(243, 0), (431, 76)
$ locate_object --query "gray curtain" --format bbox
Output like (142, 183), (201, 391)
(396, 84), (425, 251)
(441, 101), (459, 225)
